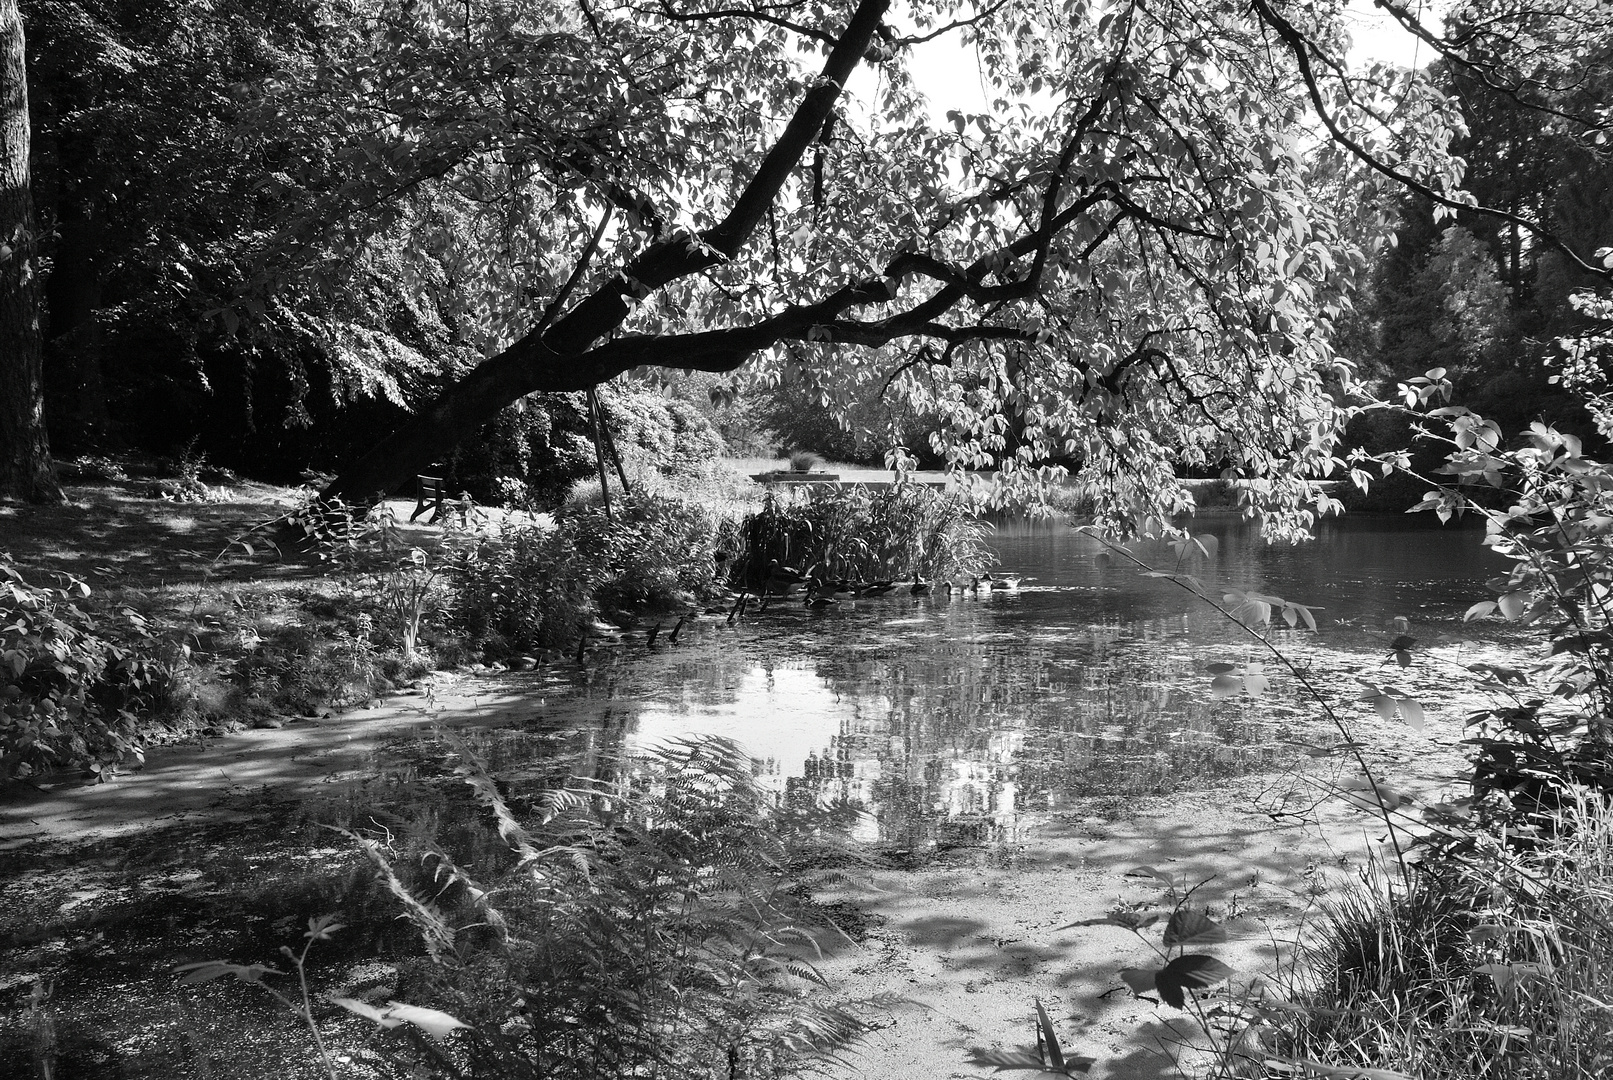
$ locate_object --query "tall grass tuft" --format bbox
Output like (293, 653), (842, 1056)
(1277, 794), (1613, 1079)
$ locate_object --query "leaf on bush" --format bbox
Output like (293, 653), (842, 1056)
(1242, 673), (1271, 697)
(1210, 674), (1242, 699)
(1397, 698), (1425, 729)
(1162, 909), (1227, 947)
(380, 1002), (471, 1040)
(1464, 600), (1498, 621)
(1467, 924), (1508, 944)
(1498, 592), (1528, 620)
(1154, 955), (1232, 1008)
(1284, 602), (1318, 631)
(1205, 662), (1237, 675)
(174, 960), (283, 985)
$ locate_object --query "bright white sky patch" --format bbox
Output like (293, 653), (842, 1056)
(866, 0), (1445, 122)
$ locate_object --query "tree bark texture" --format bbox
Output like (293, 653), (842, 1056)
(0, 0), (60, 503)
(322, 0), (892, 505)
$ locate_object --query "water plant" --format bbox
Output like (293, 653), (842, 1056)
(735, 484), (992, 591)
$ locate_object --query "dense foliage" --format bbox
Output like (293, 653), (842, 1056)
(0, 557), (169, 781)
(450, 491), (731, 653)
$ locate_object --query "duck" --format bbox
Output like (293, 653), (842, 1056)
(982, 572), (1022, 591)
(909, 573), (933, 597)
(765, 559), (812, 596)
(857, 580), (898, 598)
(804, 591), (840, 610)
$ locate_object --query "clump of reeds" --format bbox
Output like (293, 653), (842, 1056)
(1276, 794), (1613, 1079)
(734, 485), (992, 590)
(786, 449), (826, 473)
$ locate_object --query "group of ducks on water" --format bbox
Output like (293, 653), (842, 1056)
(760, 559), (1023, 610)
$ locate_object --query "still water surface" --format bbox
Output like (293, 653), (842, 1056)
(445, 516), (1513, 848)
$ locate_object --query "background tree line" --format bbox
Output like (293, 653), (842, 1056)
(0, 0), (1609, 523)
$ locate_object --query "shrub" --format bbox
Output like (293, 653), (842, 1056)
(448, 490), (725, 653)
(447, 523), (593, 655)
(1277, 797), (1613, 1080)
(0, 557), (172, 782)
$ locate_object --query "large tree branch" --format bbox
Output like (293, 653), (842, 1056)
(322, 0), (892, 502)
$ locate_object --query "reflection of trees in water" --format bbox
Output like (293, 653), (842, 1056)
(798, 612), (1283, 849)
(431, 608), (1286, 850)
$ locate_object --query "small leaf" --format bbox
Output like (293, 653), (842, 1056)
(1035, 999), (1065, 1070)
(380, 1002), (470, 1040)
(1242, 674), (1271, 697)
(1210, 674), (1242, 699)
(1205, 662), (1237, 675)
(1163, 909), (1227, 947)
(1464, 600), (1498, 621)
(1398, 698), (1425, 730)
(1498, 592), (1528, 620)
(1125, 865), (1177, 889)
(1155, 954), (1233, 1008)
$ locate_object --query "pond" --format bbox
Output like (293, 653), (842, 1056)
(425, 515), (1518, 850)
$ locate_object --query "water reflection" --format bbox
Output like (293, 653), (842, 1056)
(418, 516), (1510, 851)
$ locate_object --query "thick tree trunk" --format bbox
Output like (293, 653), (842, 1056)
(0, 0), (60, 503)
(321, 0), (891, 505)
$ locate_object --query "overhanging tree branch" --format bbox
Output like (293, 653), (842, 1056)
(322, 0), (893, 502)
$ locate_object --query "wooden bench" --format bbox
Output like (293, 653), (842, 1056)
(409, 474), (446, 523)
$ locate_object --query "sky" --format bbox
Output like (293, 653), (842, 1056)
(879, 0), (1444, 119)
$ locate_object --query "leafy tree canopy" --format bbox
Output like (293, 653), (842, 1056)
(210, 0), (1611, 538)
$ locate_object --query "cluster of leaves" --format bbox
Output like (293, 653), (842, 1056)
(736, 484), (994, 590)
(449, 491), (727, 653)
(0, 557), (172, 783)
(1395, 408), (1613, 825)
(338, 735), (876, 1079)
